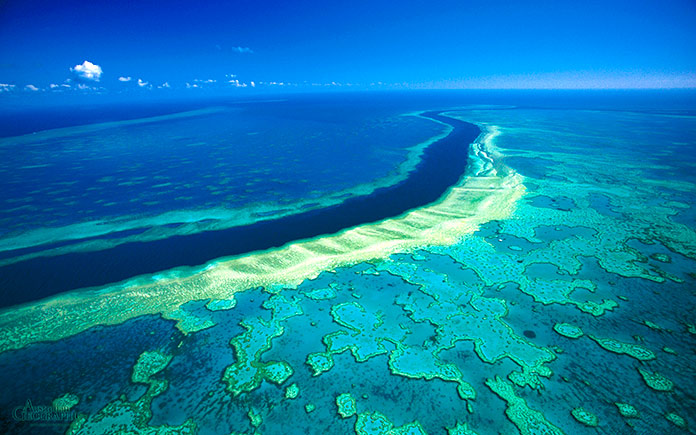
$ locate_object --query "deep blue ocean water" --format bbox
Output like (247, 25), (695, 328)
(0, 98), (446, 234)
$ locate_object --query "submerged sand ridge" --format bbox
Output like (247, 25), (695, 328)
(0, 113), (524, 352)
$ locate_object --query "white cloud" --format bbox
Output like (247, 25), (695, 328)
(71, 60), (103, 81)
(231, 46), (253, 54)
(74, 83), (105, 92)
(250, 81), (255, 87)
(118, 76), (132, 82)
(0, 83), (16, 92)
(186, 82), (200, 88)
(49, 83), (70, 92)
(228, 79), (247, 87)
(137, 79), (149, 87)
(25, 84), (39, 91)
(159, 82), (170, 88)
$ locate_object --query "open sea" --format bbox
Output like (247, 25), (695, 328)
(0, 90), (695, 434)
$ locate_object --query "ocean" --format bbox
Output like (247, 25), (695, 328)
(0, 90), (694, 434)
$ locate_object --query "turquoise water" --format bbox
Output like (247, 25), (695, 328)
(0, 92), (695, 434)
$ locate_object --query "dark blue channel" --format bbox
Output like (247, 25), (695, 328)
(0, 112), (479, 307)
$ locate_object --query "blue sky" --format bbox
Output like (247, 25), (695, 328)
(1, 0), (695, 101)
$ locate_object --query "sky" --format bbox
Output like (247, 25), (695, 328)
(1, 0), (695, 103)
